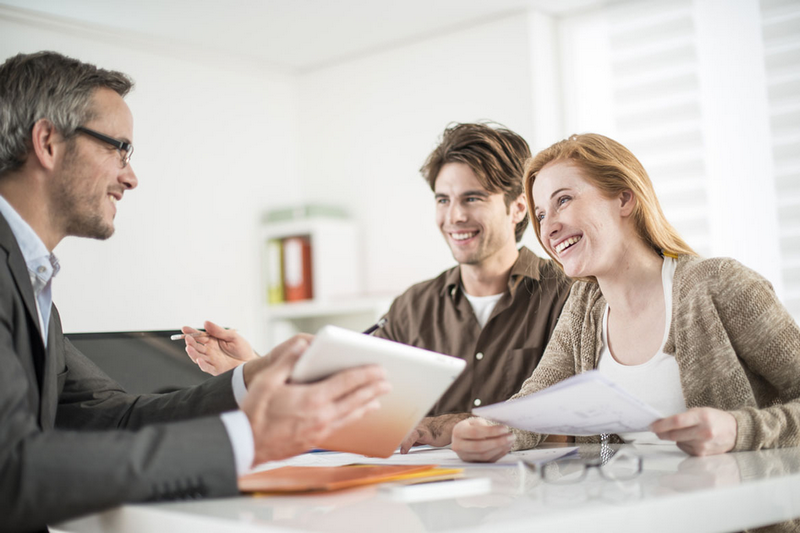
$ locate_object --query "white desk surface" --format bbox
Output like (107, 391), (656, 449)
(56, 444), (800, 533)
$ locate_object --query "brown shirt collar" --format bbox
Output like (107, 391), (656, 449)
(441, 246), (544, 299)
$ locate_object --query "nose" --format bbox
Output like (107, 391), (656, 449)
(447, 201), (468, 224)
(541, 213), (561, 243)
(119, 164), (138, 191)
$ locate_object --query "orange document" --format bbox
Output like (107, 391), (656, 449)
(238, 464), (460, 493)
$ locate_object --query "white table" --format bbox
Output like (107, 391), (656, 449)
(56, 445), (800, 533)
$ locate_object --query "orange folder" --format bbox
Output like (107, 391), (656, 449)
(239, 464), (459, 493)
(283, 236), (313, 302)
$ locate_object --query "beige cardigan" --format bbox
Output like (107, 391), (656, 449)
(509, 255), (800, 452)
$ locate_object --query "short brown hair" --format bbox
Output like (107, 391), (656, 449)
(0, 51), (134, 177)
(420, 122), (530, 242)
(524, 133), (696, 280)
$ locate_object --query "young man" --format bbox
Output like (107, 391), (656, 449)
(185, 123), (571, 452)
(374, 123), (571, 450)
(0, 51), (389, 532)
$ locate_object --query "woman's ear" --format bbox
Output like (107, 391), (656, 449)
(619, 189), (637, 217)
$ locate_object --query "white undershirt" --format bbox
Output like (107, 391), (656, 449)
(464, 292), (504, 328)
(598, 256), (686, 445)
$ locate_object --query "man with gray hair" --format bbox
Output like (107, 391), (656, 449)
(0, 51), (390, 532)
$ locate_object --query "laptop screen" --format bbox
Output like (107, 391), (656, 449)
(65, 331), (212, 395)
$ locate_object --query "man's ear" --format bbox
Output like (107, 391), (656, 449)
(510, 193), (528, 224)
(30, 119), (61, 171)
(619, 190), (637, 217)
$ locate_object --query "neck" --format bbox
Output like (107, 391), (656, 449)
(460, 245), (519, 296)
(596, 239), (664, 317)
(0, 171), (62, 251)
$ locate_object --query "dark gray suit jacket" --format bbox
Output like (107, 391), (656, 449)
(0, 213), (240, 532)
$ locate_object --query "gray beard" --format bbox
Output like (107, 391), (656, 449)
(51, 145), (115, 241)
(62, 205), (113, 240)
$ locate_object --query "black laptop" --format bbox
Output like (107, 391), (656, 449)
(65, 331), (212, 395)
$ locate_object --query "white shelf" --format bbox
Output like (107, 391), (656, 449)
(262, 296), (392, 347)
(258, 214), (394, 348)
(264, 296), (393, 320)
(261, 217), (360, 304)
(261, 217), (353, 240)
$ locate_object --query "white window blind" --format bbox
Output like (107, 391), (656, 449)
(762, 0), (800, 323)
(606, 0), (712, 257)
(560, 0), (788, 310)
(560, 0), (714, 257)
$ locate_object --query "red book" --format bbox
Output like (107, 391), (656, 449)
(283, 236), (313, 301)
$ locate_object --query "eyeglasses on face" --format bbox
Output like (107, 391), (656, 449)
(75, 126), (134, 168)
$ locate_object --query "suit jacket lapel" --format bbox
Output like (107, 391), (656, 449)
(0, 213), (47, 417)
(0, 214), (44, 343)
(40, 307), (63, 429)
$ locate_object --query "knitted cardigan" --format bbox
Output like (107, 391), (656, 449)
(509, 255), (800, 452)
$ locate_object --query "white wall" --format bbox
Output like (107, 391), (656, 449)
(4, 1), (792, 347)
(296, 14), (544, 296)
(0, 15), (301, 345)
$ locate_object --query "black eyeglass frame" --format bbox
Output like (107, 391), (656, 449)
(75, 126), (134, 168)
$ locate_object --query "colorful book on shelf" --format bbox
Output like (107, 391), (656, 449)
(238, 464), (462, 494)
(283, 235), (313, 302)
(265, 238), (284, 304)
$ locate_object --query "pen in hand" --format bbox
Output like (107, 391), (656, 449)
(362, 317), (388, 335)
(170, 332), (207, 341)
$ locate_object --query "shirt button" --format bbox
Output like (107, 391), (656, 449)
(473, 398), (481, 407)
(475, 352), (484, 361)
(37, 266), (46, 274)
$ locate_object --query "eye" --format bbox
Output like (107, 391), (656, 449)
(436, 197), (448, 205)
(557, 195), (571, 207)
(465, 196), (481, 203)
(536, 212), (545, 222)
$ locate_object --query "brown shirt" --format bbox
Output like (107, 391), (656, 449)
(373, 247), (572, 415)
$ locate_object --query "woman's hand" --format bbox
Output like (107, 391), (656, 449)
(451, 417), (515, 463)
(651, 407), (738, 456)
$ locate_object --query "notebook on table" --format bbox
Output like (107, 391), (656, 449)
(238, 464), (462, 493)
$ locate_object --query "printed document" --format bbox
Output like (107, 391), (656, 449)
(250, 446), (577, 473)
(473, 370), (664, 436)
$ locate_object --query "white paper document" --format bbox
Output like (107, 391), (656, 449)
(354, 446), (578, 467)
(473, 370), (665, 436)
(250, 446), (578, 474)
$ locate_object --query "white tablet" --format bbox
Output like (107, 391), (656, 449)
(290, 325), (466, 458)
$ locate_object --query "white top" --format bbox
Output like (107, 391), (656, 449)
(464, 292), (504, 328)
(598, 256), (686, 444)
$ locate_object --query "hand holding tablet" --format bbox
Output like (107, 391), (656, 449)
(290, 326), (466, 458)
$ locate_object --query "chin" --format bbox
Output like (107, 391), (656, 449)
(559, 261), (583, 279)
(86, 229), (115, 241)
(450, 247), (483, 265)
(74, 222), (115, 241)
(447, 246), (468, 262)
(98, 223), (115, 240)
